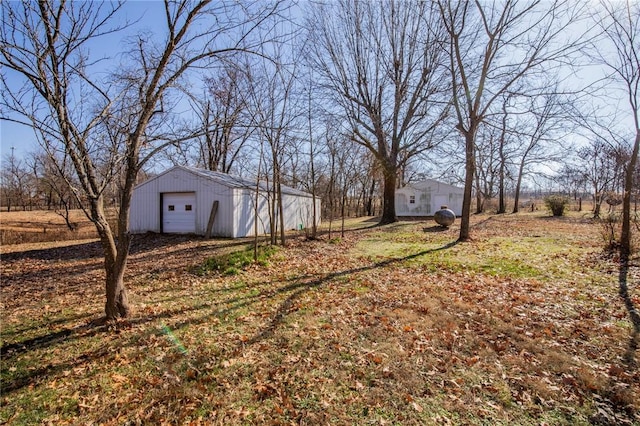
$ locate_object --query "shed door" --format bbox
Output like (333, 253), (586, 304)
(162, 192), (196, 233)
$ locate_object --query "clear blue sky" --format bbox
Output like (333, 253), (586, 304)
(1, 1), (167, 161)
(0, 1), (633, 165)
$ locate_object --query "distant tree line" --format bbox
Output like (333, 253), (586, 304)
(4, 122), (637, 220)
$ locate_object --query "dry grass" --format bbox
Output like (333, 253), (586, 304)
(1, 210), (639, 425)
(0, 209), (109, 245)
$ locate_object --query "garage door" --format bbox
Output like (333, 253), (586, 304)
(162, 192), (196, 233)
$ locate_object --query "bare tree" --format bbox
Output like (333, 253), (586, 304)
(0, 148), (30, 211)
(322, 128), (363, 235)
(510, 91), (568, 213)
(473, 124), (500, 213)
(590, 1), (639, 262)
(245, 44), (301, 246)
(495, 95), (512, 214)
(437, 0), (585, 241)
(577, 138), (621, 218)
(301, 72), (321, 239)
(1, 0), (284, 320)
(307, 0), (449, 225)
(321, 121), (342, 239)
(556, 163), (588, 206)
(580, 0), (640, 358)
(355, 152), (380, 217)
(190, 63), (255, 173)
(29, 149), (80, 229)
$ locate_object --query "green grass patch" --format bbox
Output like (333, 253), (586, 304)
(352, 223), (595, 281)
(194, 244), (278, 276)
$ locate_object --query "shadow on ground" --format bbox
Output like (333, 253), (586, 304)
(1, 237), (459, 394)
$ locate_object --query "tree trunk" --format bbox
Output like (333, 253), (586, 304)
(328, 150), (335, 240)
(621, 132), (640, 261)
(593, 193), (602, 219)
(267, 173), (276, 245)
(104, 254), (130, 319)
(475, 172), (484, 214)
(379, 168), (397, 225)
(253, 143), (264, 260)
(60, 202), (76, 231)
(497, 102), (508, 214)
(90, 175), (134, 320)
(367, 179), (376, 216)
(459, 132), (476, 241)
(277, 179), (286, 246)
(512, 161), (525, 213)
(94, 212), (131, 320)
(497, 159), (506, 214)
(309, 142), (317, 239)
(341, 191), (346, 237)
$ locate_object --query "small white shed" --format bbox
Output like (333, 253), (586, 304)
(395, 180), (464, 217)
(129, 166), (320, 238)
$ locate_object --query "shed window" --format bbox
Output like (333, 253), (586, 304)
(185, 204), (192, 211)
(168, 205), (175, 211)
(409, 195), (416, 204)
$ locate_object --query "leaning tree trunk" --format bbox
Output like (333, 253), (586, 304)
(277, 179), (286, 247)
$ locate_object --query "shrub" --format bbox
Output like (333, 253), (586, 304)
(599, 212), (621, 253)
(544, 194), (570, 217)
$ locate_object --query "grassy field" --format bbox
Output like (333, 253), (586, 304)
(0, 209), (108, 246)
(1, 210), (639, 425)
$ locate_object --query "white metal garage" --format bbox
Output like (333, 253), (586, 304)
(395, 179), (464, 216)
(129, 166), (321, 238)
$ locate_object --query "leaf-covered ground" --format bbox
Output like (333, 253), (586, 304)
(1, 212), (639, 425)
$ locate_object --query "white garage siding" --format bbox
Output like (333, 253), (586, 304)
(234, 188), (271, 238)
(395, 180), (464, 217)
(282, 192), (316, 231)
(129, 181), (161, 233)
(233, 188), (319, 238)
(129, 166), (321, 238)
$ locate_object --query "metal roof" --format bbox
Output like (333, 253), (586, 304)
(142, 165), (314, 198)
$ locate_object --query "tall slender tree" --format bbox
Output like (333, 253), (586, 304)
(511, 91), (568, 213)
(1, 0), (284, 320)
(591, 1), (639, 262)
(245, 43), (302, 246)
(437, 0), (585, 241)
